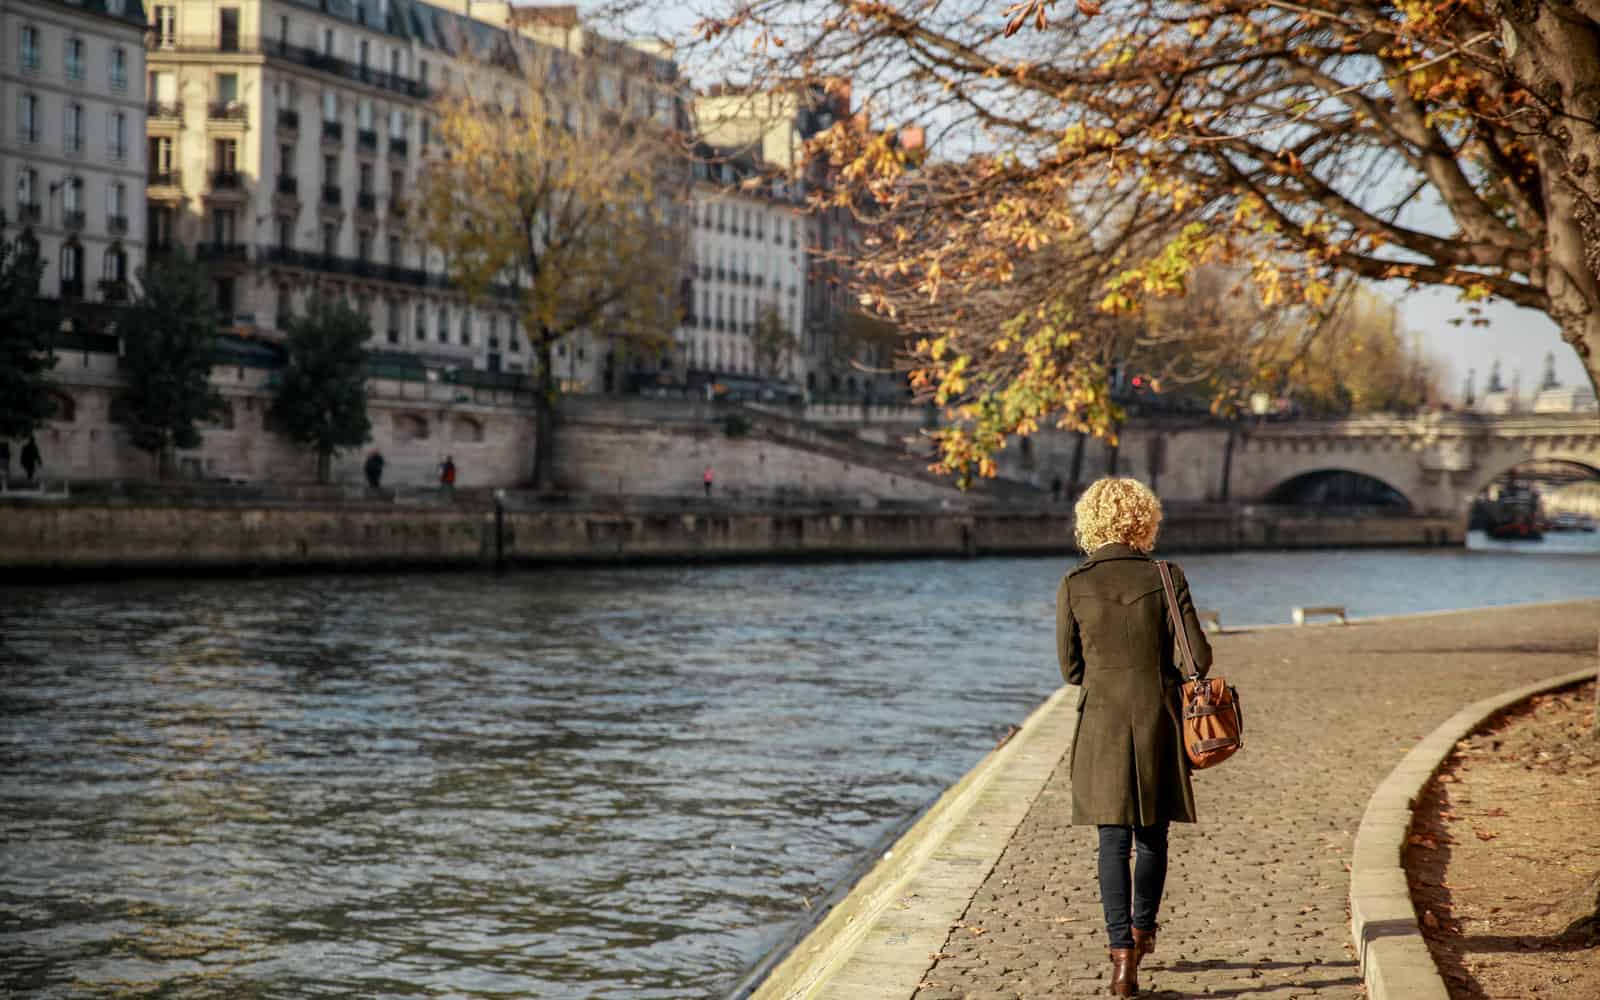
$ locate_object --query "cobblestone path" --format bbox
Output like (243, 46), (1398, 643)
(912, 601), (1599, 1000)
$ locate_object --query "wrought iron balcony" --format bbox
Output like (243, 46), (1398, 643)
(210, 170), (243, 190)
(196, 242), (249, 262)
(147, 101), (181, 119)
(322, 184), (341, 207)
(357, 129), (378, 151)
(108, 214), (129, 235)
(278, 108), (300, 130)
(15, 202), (41, 224)
(276, 175), (298, 196)
(148, 170), (181, 188)
(388, 137), (408, 157)
(99, 279), (130, 302)
(155, 38), (430, 102)
(63, 210), (86, 230)
(208, 102), (248, 122)
(60, 278), (85, 301)
(322, 120), (343, 142)
(356, 191), (377, 213)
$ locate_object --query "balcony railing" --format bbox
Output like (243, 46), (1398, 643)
(258, 245), (518, 299)
(150, 38), (431, 101)
(63, 210), (86, 230)
(208, 101), (248, 122)
(15, 202), (42, 225)
(196, 242), (250, 262)
(322, 120), (343, 142)
(211, 170), (243, 190)
(99, 278), (130, 302)
(60, 279), (85, 301)
(276, 175), (298, 196)
(108, 214), (129, 235)
(322, 184), (342, 206)
(388, 137), (408, 157)
(356, 192), (377, 213)
(388, 197), (406, 217)
(278, 108), (300, 130)
(357, 128), (378, 150)
(147, 100), (181, 119)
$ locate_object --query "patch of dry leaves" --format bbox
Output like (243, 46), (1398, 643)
(1405, 681), (1600, 999)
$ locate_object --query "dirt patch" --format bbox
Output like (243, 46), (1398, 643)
(1405, 680), (1600, 999)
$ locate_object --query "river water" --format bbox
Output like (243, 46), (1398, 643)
(4, 534), (1599, 998)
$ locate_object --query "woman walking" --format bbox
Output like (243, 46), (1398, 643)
(1056, 477), (1212, 996)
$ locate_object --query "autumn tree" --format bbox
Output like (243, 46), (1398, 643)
(752, 304), (799, 380)
(269, 297), (373, 484)
(415, 55), (687, 490)
(652, 0), (1600, 478)
(117, 248), (224, 479)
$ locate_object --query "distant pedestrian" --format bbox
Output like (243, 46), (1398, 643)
(0, 440), (10, 481)
(20, 437), (41, 484)
(1056, 477), (1212, 997)
(439, 455), (456, 492)
(364, 450), (386, 489)
(703, 465), (714, 498)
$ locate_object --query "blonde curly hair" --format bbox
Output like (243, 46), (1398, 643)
(1074, 477), (1163, 553)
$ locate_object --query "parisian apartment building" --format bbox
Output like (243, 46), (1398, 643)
(139, 0), (686, 385)
(3, 0), (149, 307)
(681, 142), (808, 388)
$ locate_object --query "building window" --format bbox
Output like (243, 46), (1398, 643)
(276, 216), (292, 248)
(212, 208), (235, 245)
(65, 38), (85, 80)
(20, 25), (40, 71)
(17, 93), (39, 143)
(358, 39), (369, 68)
(61, 243), (81, 282)
(279, 143), (293, 176)
(219, 8), (240, 52)
(215, 137), (238, 173)
(17, 169), (38, 210)
(357, 230), (372, 262)
(322, 223), (337, 257)
(322, 28), (335, 56)
(388, 235), (401, 266)
(64, 103), (85, 153)
(323, 153), (336, 183)
(110, 47), (128, 90)
(104, 245), (127, 282)
(109, 181), (125, 218)
(216, 72), (239, 107)
(323, 91), (338, 122)
(63, 177), (82, 215)
(437, 307), (448, 343)
(108, 0), (126, 13)
(459, 310), (471, 346)
(216, 278), (236, 320)
(358, 162), (373, 194)
(149, 135), (175, 175)
(155, 6), (176, 47)
(278, 14), (289, 42)
(109, 112), (127, 161)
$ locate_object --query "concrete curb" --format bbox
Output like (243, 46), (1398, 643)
(745, 685), (1080, 1000)
(1348, 666), (1597, 1000)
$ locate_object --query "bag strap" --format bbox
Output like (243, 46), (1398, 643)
(1156, 560), (1201, 683)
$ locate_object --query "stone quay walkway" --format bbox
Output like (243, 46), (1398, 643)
(788, 600), (1600, 1000)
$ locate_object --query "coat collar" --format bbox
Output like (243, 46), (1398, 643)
(1078, 542), (1153, 569)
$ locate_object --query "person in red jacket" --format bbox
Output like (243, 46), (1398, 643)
(703, 465), (714, 498)
(440, 455), (457, 493)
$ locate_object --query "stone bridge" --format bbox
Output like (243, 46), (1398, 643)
(1229, 413), (1600, 517)
(987, 411), (1600, 522)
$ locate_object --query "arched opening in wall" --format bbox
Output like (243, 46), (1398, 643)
(393, 412), (429, 441)
(46, 390), (76, 423)
(1263, 469), (1412, 510)
(1468, 459), (1600, 547)
(451, 414), (484, 444)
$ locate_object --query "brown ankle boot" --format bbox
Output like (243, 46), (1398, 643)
(1132, 925), (1157, 961)
(1109, 947), (1139, 996)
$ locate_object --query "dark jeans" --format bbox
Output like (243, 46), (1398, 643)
(1096, 822), (1169, 949)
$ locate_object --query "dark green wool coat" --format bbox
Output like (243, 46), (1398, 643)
(1056, 543), (1213, 826)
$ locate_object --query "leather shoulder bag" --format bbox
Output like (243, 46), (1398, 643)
(1156, 561), (1244, 770)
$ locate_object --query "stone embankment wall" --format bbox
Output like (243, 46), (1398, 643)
(0, 502), (1463, 576)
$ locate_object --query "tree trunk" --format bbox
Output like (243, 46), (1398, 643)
(316, 450), (332, 484)
(1497, 4), (1600, 399)
(533, 336), (556, 492)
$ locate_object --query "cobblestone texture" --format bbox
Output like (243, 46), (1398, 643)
(911, 602), (1599, 1000)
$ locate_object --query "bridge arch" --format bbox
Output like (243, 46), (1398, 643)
(1461, 456), (1600, 511)
(1262, 468), (1414, 510)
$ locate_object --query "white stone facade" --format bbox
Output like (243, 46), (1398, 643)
(2, 0), (148, 303)
(680, 154), (807, 385)
(140, 0), (685, 381)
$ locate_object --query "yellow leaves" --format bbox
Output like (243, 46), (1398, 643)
(1303, 279), (1333, 307)
(1186, 18), (1210, 39)
(1460, 281), (1493, 302)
